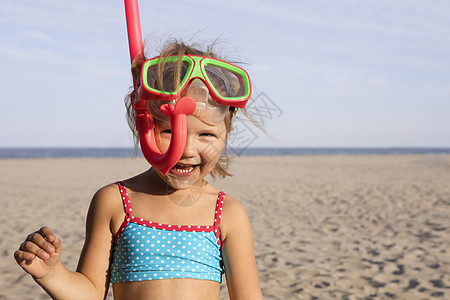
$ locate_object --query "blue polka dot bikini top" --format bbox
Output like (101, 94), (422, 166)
(110, 181), (225, 283)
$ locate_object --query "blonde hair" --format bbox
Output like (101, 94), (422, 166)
(125, 39), (242, 178)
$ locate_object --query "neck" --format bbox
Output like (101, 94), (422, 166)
(146, 167), (207, 207)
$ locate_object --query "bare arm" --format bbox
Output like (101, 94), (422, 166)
(14, 185), (119, 300)
(221, 196), (263, 300)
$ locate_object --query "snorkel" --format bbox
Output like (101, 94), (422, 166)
(124, 0), (196, 174)
(124, 0), (251, 175)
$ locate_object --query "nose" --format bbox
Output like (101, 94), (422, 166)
(181, 135), (197, 159)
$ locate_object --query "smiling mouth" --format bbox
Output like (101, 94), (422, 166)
(170, 163), (199, 175)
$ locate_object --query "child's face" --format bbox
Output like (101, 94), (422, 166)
(154, 114), (227, 190)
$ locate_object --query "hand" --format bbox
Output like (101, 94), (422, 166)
(14, 226), (63, 280)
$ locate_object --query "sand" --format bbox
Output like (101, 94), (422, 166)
(1, 155), (449, 299)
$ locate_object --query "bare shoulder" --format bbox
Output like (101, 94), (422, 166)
(220, 194), (251, 240)
(87, 183), (124, 230)
(91, 183), (122, 210)
(222, 194), (247, 217)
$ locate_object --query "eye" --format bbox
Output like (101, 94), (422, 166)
(161, 129), (172, 134)
(200, 132), (216, 137)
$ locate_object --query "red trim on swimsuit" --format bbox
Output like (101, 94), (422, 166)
(114, 181), (225, 248)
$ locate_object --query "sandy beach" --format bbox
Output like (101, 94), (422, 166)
(1, 154), (449, 299)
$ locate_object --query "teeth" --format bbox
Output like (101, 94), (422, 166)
(173, 165), (195, 173)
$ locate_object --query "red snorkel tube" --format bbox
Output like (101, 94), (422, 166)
(124, 0), (196, 175)
(124, 0), (143, 79)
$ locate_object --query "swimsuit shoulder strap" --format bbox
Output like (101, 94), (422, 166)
(214, 191), (226, 248)
(116, 181), (133, 219)
(114, 181), (133, 243)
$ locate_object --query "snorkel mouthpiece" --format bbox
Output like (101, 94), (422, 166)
(135, 97), (196, 175)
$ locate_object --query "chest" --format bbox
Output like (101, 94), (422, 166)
(110, 222), (223, 283)
(126, 191), (220, 227)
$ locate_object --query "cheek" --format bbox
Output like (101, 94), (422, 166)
(155, 132), (171, 153)
(202, 138), (225, 165)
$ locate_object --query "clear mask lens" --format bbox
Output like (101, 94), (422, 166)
(145, 61), (189, 93)
(204, 64), (246, 98)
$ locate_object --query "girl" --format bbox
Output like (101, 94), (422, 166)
(14, 40), (263, 300)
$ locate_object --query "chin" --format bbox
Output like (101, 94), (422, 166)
(154, 164), (215, 191)
(163, 173), (204, 191)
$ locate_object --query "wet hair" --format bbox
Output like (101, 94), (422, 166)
(125, 39), (242, 178)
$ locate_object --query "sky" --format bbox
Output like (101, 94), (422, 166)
(1, 0), (449, 148)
